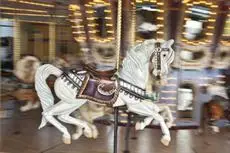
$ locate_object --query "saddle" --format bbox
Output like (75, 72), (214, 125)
(78, 74), (119, 106)
(83, 63), (117, 80)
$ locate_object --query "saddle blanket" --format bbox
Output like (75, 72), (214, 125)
(78, 78), (119, 106)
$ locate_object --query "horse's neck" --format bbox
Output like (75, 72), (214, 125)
(119, 62), (149, 89)
(118, 41), (155, 89)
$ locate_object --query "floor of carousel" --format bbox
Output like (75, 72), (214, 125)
(1, 100), (230, 153)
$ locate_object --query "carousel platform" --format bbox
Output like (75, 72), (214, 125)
(94, 113), (199, 130)
(1, 101), (230, 153)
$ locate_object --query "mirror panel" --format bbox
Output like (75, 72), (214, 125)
(133, 0), (165, 43)
(220, 15), (230, 46)
(69, 4), (87, 43)
(180, 0), (217, 45)
(85, 0), (115, 43)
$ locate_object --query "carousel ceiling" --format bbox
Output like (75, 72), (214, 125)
(0, 0), (78, 23)
(0, 0), (229, 48)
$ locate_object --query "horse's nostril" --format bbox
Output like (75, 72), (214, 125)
(156, 75), (161, 80)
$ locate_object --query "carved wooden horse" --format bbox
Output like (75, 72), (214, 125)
(35, 39), (175, 149)
(13, 55), (41, 112)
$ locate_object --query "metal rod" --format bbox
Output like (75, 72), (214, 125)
(123, 113), (131, 153)
(114, 107), (119, 153)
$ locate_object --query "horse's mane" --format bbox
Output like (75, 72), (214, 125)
(119, 39), (156, 86)
(122, 39), (156, 71)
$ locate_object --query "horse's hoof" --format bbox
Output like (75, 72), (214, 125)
(135, 122), (145, 130)
(72, 133), (82, 140)
(135, 122), (141, 130)
(62, 135), (71, 144)
(211, 126), (220, 133)
(20, 102), (33, 112)
(91, 125), (99, 139)
(140, 122), (145, 130)
(83, 128), (93, 138)
(197, 128), (204, 134)
(166, 122), (173, 128)
(161, 135), (171, 146)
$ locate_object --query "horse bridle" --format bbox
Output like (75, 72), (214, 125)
(149, 42), (170, 79)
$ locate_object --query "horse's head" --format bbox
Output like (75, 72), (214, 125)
(119, 39), (175, 89)
(149, 40), (175, 84)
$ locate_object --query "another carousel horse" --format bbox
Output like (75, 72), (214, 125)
(205, 82), (229, 133)
(35, 39), (175, 146)
(13, 55), (41, 112)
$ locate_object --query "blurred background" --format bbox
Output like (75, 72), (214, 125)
(0, 0), (229, 153)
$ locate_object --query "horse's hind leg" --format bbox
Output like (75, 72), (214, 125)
(43, 115), (71, 144)
(43, 100), (86, 144)
(56, 100), (93, 139)
(72, 126), (83, 140)
(42, 107), (71, 144)
(87, 123), (99, 139)
(58, 114), (93, 139)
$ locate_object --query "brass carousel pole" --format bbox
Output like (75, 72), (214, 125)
(115, 0), (122, 70)
(13, 17), (21, 67)
(49, 22), (56, 62)
(114, 0), (122, 153)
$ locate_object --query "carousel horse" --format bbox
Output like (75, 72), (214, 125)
(205, 82), (229, 132)
(13, 55), (41, 112)
(35, 39), (175, 146)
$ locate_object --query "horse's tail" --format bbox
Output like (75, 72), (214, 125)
(35, 64), (62, 129)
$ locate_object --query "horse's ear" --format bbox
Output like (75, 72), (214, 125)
(162, 39), (174, 48)
(168, 39), (174, 46)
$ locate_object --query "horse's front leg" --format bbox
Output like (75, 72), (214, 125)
(135, 116), (154, 130)
(134, 102), (160, 130)
(151, 111), (171, 146)
(127, 101), (171, 146)
(158, 105), (174, 128)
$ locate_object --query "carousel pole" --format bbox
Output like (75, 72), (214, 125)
(114, 0), (122, 153)
(13, 17), (21, 67)
(116, 0), (122, 70)
(49, 23), (56, 62)
(114, 106), (119, 153)
(123, 1), (136, 153)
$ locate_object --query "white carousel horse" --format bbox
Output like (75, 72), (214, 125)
(13, 55), (41, 112)
(35, 39), (175, 146)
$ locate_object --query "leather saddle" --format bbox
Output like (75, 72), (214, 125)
(83, 63), (117, 80)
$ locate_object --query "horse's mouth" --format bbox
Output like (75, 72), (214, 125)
(156, 75), (161, 80)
